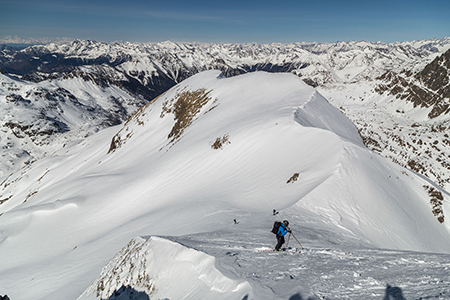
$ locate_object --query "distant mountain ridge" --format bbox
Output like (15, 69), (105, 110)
(2, 38), (449, 88)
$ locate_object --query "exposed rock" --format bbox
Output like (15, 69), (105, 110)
(376, 49), (450, 119)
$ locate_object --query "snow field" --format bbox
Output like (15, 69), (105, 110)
(159, 219), (450, 300)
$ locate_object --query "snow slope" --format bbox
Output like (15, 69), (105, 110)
(0, 71), (449, 299)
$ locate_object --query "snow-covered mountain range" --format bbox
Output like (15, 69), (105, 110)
(1, 70), (450, 300)
(1, 38), (450, 299)
(2, 38), (449, 87)
(1, 38), (450, 189)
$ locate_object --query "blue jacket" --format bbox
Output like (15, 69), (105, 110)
(277, 224), (288, 237)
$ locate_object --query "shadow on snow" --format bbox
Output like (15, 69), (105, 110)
(288, 284), (406, 300)
(100, 285), (250, 300)
(99, 284), (405, 300)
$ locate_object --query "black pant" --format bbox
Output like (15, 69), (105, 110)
(275, 234), (285, 250)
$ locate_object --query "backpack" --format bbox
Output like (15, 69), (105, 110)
(271, 221), (282, 234)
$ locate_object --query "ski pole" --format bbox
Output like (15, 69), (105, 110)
(286, 232), (291, 248)
(290, 232), (304, 249)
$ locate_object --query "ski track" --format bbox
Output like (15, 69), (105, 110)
(169, 227), (450, 300)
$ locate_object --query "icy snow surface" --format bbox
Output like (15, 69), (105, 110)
(0, 71), (449, 300)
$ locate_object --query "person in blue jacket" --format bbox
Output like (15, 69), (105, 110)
(275, 220), (291, 251)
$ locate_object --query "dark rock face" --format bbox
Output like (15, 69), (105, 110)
(376, 49), (450, 119)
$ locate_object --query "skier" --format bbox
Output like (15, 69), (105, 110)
(275, 220), (291, 251)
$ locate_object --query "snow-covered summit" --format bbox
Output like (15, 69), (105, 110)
(0, 71), (449, 299)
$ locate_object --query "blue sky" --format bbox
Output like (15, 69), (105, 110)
(0, 0), (449, 44)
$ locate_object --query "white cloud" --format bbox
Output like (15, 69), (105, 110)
(0, 35), (74, 45)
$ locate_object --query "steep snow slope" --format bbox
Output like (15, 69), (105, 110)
(0, 71), (449, 300)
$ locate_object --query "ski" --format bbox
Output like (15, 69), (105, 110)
(260, 247), (300, 253)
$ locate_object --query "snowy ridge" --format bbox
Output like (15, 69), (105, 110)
(1, 71), (450, 299)
(77, 236), (252, 300)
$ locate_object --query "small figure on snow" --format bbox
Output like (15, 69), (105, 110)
(274, 220), (291, 251)
(272, 209), (278, 215)
(233, 219), (239, 224)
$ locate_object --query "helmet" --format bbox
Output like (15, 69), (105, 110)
(283, 220), (289, 227)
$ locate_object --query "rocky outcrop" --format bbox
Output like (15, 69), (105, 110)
(376, 49), (450, 119)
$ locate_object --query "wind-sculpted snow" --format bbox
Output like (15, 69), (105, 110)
(294, 90), (363, 146)
(0, 71), (450, 300)
(77, 236), (252, 300)
(165, 228), (450, 299)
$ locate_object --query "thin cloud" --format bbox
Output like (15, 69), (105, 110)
(0, 35), (74, 44)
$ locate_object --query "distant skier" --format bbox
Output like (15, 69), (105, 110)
(274, 220), (291, 251)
